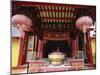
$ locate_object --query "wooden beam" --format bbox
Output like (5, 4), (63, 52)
(13, 1), (95, 8)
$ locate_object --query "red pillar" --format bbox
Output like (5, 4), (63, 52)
(37, 40), (43, 58)
(86, 32), (93, 64)
(18, 32), (26, 66)
(72, 36), (79, 57)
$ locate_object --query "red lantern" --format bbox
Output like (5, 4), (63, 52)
(76, 16), (93, 61)
(76, 16), (93, 43)
(76, 16), (93, 31)
(12, 14), (34, 32)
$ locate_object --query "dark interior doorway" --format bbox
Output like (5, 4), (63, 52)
(43, 40), (72, 58)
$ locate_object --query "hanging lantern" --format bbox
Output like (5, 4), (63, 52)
(76, 16), (93, 43)
(76, 16), (93, 31)
(76, 16), (93, 63)
(12, 14), (34, 32)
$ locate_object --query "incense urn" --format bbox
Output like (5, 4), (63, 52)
(48, 52), (65, 66)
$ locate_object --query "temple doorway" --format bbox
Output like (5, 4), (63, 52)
(43, 40), (72, 58)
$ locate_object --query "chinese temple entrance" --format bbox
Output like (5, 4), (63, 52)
(12, 1), (96, 69)
(43, 40), (72, 58)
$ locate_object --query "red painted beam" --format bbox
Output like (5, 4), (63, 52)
(12, 1), (95, 8)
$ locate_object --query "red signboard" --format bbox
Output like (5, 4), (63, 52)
(67, 59), (84, 70)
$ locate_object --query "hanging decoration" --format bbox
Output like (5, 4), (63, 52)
(12, 14), (34, 32)
(76, 16), (93, 63)
(76, 16), (93, 43)
(76, 16), (93, 31)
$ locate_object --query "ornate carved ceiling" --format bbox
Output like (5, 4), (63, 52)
(12, 1), (96, 32)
